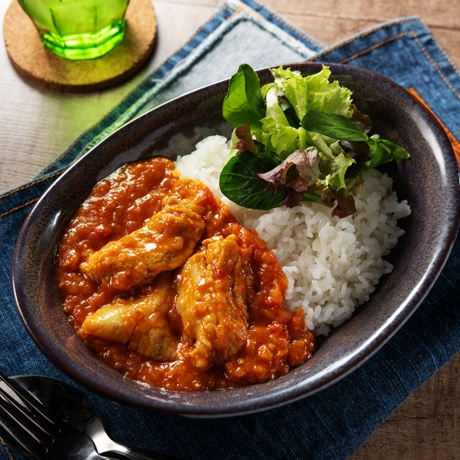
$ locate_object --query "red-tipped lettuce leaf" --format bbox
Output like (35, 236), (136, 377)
(257, 149), (321, 207)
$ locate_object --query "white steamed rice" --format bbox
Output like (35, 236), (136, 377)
(175, 135), (411, 336)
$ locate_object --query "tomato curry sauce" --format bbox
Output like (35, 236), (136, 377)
(56, 157), (315, 391)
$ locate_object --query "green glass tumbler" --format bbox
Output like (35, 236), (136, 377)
(17, 0), (130, 60)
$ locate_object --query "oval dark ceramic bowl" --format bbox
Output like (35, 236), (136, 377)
(12, 63), (460, 417)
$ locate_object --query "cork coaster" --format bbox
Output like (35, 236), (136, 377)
(3, 0), (157, 92)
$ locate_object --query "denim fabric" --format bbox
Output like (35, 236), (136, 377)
(1, 3), (460, 460)
(312, 17), (460, 147)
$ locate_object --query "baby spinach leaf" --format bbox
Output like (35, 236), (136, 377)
(219, 151), (285, 210)
(222, 64), (265, 131)
(363, 137), (411, 170)
(301, 110), (369, 142)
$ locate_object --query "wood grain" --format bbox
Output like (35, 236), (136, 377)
(350, 353), (460, 460)
(262, 0), (460, 68)
(1, 0), (459, 458)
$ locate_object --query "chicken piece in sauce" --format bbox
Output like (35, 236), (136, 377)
(80, 199), (205, 290)
(175, 235), (250, 370)
(81, 273), (178, 361)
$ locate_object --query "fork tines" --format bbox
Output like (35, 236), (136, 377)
(0, 371), (60, 458)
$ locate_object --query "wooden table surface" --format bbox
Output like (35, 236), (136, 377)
(1, 0), (459, 458)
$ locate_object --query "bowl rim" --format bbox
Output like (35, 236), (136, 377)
(11, 62), (460, 417)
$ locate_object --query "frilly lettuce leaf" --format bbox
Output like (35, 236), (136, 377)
(317, 151), (356, 192)
(257, 87), (298, 158)
(268, 67), (308, 121)
(303, 66), (353, 117)
(259, 121), (300, 159)
(269, 65), (353, 120)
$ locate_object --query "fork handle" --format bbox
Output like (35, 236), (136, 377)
(101, 445), (182, 460)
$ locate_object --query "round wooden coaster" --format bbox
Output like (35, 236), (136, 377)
(3, 0), (157, 92)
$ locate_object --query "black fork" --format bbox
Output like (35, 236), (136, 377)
(0, 371), (105, 460)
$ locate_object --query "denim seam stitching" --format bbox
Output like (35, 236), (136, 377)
(310, 17), (420, 60)
(0, 198), (40, 219)
(235, 0), (325, 49)
(0, 170), (63, 203)
(0, 437), (14, 460)
(410, 32), (460, 99)
(337, 30), (410, 64)
(233, 7), (320, 57)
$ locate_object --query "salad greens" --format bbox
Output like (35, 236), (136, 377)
(219, 64), (410, 217)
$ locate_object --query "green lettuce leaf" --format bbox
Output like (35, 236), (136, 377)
(304, 65), (353, 117)
(270, 67), (309, 121)
(318, 152), (356, 192)
(260, 120), (300, 159)
(258, 86), (301, 158)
